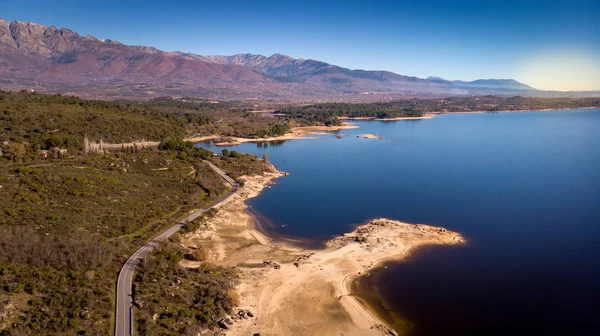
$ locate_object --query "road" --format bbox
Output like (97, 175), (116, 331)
(114, 160), (238, 336)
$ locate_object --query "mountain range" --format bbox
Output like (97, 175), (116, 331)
(0, 19), (596, 101)
(426, 77), (536, 91)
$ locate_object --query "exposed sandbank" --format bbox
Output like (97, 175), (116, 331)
(211, 123), (358, 146)
(180, 167), (465, 336)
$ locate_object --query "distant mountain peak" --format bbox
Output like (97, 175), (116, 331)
(269, 53), (294, 59)
(426, 76), (452, 84)
(427, 76), (536, 91)
(460, 78), (536, 90)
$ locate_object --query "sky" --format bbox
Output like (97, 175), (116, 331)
(2, 0), (599, 91)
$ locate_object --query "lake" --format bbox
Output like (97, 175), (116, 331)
(197, 108), (600, 335)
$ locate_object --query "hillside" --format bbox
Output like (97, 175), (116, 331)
(0, 92), (274, 335)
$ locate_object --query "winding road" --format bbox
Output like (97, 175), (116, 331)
(114, 160), (238, 336)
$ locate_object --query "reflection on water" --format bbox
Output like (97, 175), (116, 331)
(255, 140), (287, 148)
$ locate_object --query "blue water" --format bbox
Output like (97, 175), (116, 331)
(197, 109), (600, 335)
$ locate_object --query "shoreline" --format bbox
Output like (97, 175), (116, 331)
(179, 165), (465, 335)
(98, 106), (597, 150)
(436, 106), (598, 115)
(341, 243), (443, 335)
(99, 123), (359, 149)
(210, 123), (359, 146)
(339, 106), (598, 120)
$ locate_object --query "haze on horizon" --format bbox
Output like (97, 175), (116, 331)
(2, 0), (599, 91)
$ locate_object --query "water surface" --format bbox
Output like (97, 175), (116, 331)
(197, 109), (600, 335)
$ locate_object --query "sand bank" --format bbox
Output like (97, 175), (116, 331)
(211, 123), (358, 146)
(359, 133), (379, 139)
(180, 168), (465, 336)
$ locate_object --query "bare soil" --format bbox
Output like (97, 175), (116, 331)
(180, 168), (465, 336)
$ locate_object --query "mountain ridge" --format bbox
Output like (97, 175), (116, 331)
(426, 76), (536, 90)
(1, 19), (594, 101)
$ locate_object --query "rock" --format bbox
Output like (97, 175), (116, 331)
(217, 319), (229, 329)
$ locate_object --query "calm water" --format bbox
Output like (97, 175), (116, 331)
(197, 109), (600, 335)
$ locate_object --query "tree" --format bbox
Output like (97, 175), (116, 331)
(262, 152), (269, 161)
(221, 149), (229, 156)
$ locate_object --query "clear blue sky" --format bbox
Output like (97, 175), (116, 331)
(2, 0), (599, 90)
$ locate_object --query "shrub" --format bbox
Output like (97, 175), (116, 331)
(189, 248), (209, 262)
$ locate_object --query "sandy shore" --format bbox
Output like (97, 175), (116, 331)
(180, 167), (464, 336)
(359, 133), (379, 139)
(211, 123), (359, 146)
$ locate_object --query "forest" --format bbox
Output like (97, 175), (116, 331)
(276, 96), (600, 125)
(0, 90), (289, 158)
(0, 91), (274, 334)
(0, 143), (269, 335)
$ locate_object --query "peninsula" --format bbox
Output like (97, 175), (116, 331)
(177, 168), (465, 335)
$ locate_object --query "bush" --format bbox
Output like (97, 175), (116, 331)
(189, 247), (209, 262)
(134, 242), (240, 334)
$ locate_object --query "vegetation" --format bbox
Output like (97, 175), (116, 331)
(0, 91), (291, 157)
(279, 102), (423, 125)
(210, 151), (274, 180)
(137, 97), (291, 139)
(134, 240), (239, 335)
(277, 96), (600, 125)
(0, 92), (273, 335)
(0, 90), (184, 153)
(0, 146), (245, 334)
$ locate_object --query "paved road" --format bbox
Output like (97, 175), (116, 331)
(114, 160), (238, 336)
